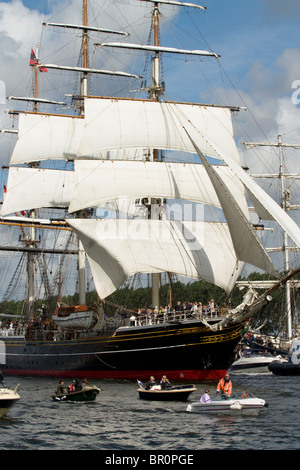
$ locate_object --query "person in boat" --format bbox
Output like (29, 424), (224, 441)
(145, 376), (157, 390)
(67, 381), (76, 393)
(74, 378), (82, 391)
(216, 373), (232, 399)
(67, 378), (82, 393)
(200, 389), (211, 403)
(0, 371), (5, 387)
(82, 378), (90, 388)
(160, 375), (171, 390)
(56, 379), (66, 395)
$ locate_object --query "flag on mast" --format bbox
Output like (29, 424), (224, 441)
(29, 49), (48, 72)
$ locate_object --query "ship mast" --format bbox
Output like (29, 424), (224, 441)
(147, 1), (212, 308)
(151, 2), (162, 309)
(96, 0), (215, 308)
(77, 0), (89, 306)
(243, 134), (300, 338)
(28, 46), (40, 317)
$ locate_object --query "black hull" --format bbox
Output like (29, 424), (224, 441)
(0, 320), (243, 381)
(268, 361), (300, 376)
(51, 387), (100, 402)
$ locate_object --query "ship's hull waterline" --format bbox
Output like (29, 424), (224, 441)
(0, 320), (243, 381)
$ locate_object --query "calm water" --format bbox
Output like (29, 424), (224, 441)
(0, 374), (299, 452)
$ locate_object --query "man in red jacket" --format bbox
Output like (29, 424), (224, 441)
(216, 373), (232, 398)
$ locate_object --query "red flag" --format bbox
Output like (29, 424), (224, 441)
(29, 49), (37, 66)
(3, 184), (7, 193)
(29, 49), (47, 72)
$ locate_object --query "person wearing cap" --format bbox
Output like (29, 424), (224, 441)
(216, 373), (232, 398)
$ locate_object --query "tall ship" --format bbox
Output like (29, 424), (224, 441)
(0, 0), (299, 381)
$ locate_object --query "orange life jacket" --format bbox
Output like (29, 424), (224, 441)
(217, 378), (232, 396)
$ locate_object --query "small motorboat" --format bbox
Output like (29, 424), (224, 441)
(186, 392), (267, 415)
(51, 385), (101, 402)
(137, 381), (197, 401)
(229, 348), (286, 374)
(0, 384), (21, 418)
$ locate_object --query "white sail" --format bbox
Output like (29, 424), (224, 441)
(0, 167), (74, 215)
(184, 125), (300, 250)
(78, 98), (240, 162)
(187, 135), (279, 277)
(10, 113), (84, 164)
(68, 218), (243, 298)
(10, 98), (240, 165)
(69, 160), (248, 214)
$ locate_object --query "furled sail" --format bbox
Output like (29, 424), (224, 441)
(69, 160), (248, 214)
(10, 98), (240, 165)
(0, 167), (74, 216)
(68, 218), (243, 298)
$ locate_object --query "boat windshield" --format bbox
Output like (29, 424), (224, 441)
(215, 392), (255, 400)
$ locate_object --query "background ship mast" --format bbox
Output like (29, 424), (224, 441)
(243, 134), (300, 338)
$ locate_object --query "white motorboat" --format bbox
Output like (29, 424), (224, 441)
(0, 384), (21, 418)
(229, 349), (286, 374)
(186, 392), (267, 415)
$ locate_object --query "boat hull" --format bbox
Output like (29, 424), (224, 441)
(268, 360), (300, 376)
(51, 386), (100, 402)
(0, 387), (21, 418)
(229, 354), (279, 374)
(52, 310), (97, 329)
(138, 385), (197, 401)
(186, 395), (267, 415)
(0, 320), (243, 381)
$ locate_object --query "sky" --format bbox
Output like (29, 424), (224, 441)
(0, 0), (299, 277)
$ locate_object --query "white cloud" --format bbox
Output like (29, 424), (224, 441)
(0, 1), (43, 59)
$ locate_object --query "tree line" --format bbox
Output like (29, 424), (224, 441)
(1, 272), (294, 333)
